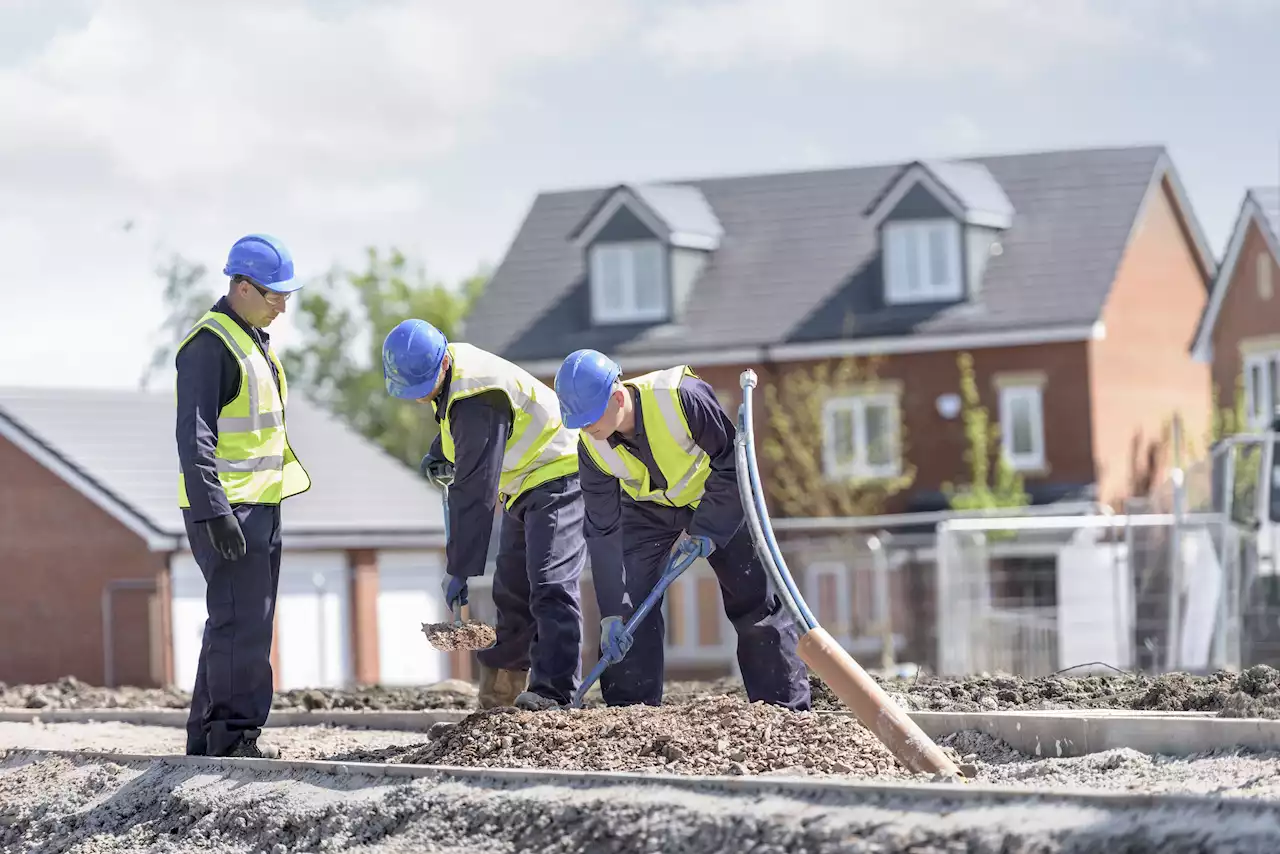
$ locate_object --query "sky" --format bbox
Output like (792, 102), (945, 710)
(3, 0), (1279, 392)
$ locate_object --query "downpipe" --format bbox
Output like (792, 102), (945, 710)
(735, 369), (963, 780)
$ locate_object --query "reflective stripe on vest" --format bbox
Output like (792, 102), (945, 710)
(176, 310), (311, 508)
(437, 342), (579, 507)
(581, 365), (711, 508)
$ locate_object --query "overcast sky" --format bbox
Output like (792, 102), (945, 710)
(4, 0), (1279, 391)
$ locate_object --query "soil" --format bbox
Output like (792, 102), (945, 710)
(420, 620), (496, 651)
(357, 696), (908, 777)
(9, 665), (1280, 719)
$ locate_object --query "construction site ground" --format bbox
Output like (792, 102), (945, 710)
(6, 669), (1280, 852)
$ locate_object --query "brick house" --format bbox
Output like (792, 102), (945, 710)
(0, 387), (461, 689)
(460, 144), (1217, 674)
(1190, 187), (1280, 429)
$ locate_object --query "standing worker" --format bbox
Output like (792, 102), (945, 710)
(382, 319), (587, 711)
(554, 349), (810, 710)
(175, 233), (311, 759)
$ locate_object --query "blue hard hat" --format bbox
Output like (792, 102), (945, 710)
(223, 233), (301, 294)
(555, 349), (621, 429)
(383, 319), (448, 400)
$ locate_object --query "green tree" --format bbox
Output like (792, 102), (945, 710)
(942, 352), (1030, 511)
(761, 356), (916, 516)
(279, 247), (489, 467)
(140, 254), (217, 389)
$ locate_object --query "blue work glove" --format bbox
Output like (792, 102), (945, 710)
(600, 616), (634, 663)
(676, 534), (715, 560)
(441, 574), (469, 612)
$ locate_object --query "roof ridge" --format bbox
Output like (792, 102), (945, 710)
(532, 143), (1168, 199)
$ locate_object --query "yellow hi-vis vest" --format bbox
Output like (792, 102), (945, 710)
(176, 310), (312, 508)
(580, 365), (711, 508)
(437, 342), (579, 508)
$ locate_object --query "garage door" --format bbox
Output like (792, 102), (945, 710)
(276, 552), (353, 689)
(376, 550), (450, 685)
(170, 550), (354, 692)
(169, 552), (206, 692)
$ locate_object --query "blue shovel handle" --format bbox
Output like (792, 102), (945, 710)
(570, 548), (700, 709)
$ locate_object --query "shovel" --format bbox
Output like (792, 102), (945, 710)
(419, 460), (496, 652)
(569, 546), (700, 709)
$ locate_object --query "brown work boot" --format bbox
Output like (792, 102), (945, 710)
(478, 664), (528, 708)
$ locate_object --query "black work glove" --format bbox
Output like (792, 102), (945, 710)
(419, 452), (455, 486)
(204, 513), (247, 561)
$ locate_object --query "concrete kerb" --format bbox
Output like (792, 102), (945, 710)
(4, 706), (1279, 758)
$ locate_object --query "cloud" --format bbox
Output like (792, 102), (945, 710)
(641, 0), (1217, 77)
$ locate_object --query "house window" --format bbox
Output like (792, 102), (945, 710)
(590, 240), (667, 324)
(1259, 252), (1274, 301)
(1244, 351), (1280, 428)
(882, 219), (963, 304)
(822, 394), (900, 479)
(999, 384), (1045, 471)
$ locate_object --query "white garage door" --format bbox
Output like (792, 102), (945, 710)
(376, 550), (450, 686)
(276, 552), (353, 689)
(169, 552), (207, 692)
(169, 550), (354, 692)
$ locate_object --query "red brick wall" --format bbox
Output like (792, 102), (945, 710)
(1089, 176), (1212, 506)
(1209, 219), (1280, 416)
(0, 435), (166, 686)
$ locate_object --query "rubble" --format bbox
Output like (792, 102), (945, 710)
(349, 696), (908, 777)
(9, 665), (1280, 719)
(420, 620), (496, 651)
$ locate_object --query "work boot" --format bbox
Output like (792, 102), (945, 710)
(226, 737), (280, 759)
(514, 691), (563, 712)
(478, 665), (528, 708)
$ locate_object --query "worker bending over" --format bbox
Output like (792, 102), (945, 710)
(383, 320), (588, 710)
(554, 349), (810, 710)
(175, 234), (312, 758)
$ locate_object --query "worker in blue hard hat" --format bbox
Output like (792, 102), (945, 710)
(554, 349), (810, 711)
(174, 233), (312, 759)
(383, 318), (587, 711)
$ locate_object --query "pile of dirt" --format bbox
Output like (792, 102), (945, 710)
(373, 696), (908, 777)
(0, 676), (191, 711)
(421, 620), (496, 651)
(863, 666), (1280, 717)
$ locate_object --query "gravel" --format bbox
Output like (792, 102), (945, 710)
(12, 666), (1280, 719)
(420, 620), (496, 652)
(6, 750), (1280, 853)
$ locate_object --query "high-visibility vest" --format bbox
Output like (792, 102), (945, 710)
(176, 310), (311, 508)
(437, 342), (579, 508)
(580, 365), (710, 508)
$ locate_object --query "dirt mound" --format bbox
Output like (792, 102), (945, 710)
(375, 696), (908, 777)
(0, 676), (190, 711)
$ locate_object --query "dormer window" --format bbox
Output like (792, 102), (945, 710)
(864, 159), (1014, 308)
(569, 183), (724, 328)
(590, 240), (666, 323)
(882, 219), (963, 303)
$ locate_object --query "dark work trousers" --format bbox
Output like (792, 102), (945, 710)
(592, 500), (811, 711)
(476, 473), (587, 706)
(183, 503), (282, 756)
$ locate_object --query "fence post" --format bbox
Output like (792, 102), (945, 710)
(1165, 415), (1186, 672)
(869, 533), (894, 671)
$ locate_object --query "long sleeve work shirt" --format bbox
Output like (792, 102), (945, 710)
(578, 374), (743, 579)
(430, 367), (511, 580)
(174, 297), (280, 523)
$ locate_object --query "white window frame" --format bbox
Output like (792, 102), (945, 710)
(999, 384), (1046, 471)
(1244, 351), (1280, 429)
(661, 565), (734, 663)
(882, 218), (963, 304)
(589, 240), (668, 324)
(821, 394), (901, 480)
